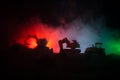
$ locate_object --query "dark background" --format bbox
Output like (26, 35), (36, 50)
(0, 0), (120, 79)
(0, 0), (120, 48)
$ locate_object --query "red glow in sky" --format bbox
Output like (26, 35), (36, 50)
(14, 19), (64, 53)
(26, 37), (38, 49)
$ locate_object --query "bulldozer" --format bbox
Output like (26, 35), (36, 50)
(85, 42), (106, 56)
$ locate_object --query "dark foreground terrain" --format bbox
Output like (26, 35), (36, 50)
(0, 46), (120, 79)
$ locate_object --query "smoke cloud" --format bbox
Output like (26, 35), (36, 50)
(8, 15), (119, 55)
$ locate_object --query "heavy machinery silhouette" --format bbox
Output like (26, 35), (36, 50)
(24, 35), (53, 55)
(85, 42), (106, 56)
(24, 35), (105, 57)
(58, 37), (81, 55)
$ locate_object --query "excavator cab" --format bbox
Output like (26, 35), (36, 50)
(58, 37), (81, 55)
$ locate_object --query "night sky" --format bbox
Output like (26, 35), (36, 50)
(0, 0), (120, 54)
(0, 1), (120, 79)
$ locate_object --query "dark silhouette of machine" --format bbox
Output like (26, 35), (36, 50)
(24, 35), (53, 55)
(58, 37), (81, 55)
(85, 42), (106, 56)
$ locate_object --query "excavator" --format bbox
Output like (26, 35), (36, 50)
(24, 34), (53, 54)
(58, 37), (81, 55)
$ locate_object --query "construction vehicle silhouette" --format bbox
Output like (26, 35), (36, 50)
(58, 37), (81, 55)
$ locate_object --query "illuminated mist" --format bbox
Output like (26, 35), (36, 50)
(10, 17), (120, 55)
